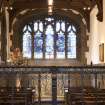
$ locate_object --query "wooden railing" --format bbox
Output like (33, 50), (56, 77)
(0, 66), (105, 105)
(0, 65), (105, 73)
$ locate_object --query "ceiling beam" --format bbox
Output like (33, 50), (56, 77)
(12, 1), (88, 10)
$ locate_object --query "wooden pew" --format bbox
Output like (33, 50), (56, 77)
(66, 87), (105, 105)
(0, 87), (34, 105)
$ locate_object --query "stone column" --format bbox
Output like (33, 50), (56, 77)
(5, 7), (10, 61)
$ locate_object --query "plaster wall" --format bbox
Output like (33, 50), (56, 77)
(87, 0), (105, 65)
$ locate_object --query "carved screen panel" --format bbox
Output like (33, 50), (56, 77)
(41, 74), (52, 101)
(57, 74), (68, 100)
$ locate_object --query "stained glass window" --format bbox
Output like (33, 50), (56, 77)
(45, 25), (54, 59)
(39, 22), (43, 32)
(56, 22), (60, 32)
(23, 31), (32, 58)
(68, 31), (76, 58)
(34, 22), (38, 31)
(23, 17), (77, 59)
(34, 31), (43, 59)
(56, 31), (65, 59)
(61, 21), (65, 32)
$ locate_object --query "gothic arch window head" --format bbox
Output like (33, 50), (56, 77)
(22, 16), (77, 59)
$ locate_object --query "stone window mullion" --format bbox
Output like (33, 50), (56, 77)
(31, 32), (34, 59)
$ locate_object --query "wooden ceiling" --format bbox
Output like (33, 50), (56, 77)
(1, 0), (102, 22)
(0, 0), (103, 29)
(4, 0), (95, 10)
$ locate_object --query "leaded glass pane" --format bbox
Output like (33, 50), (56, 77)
(23, 31), (32, 58)
(45, 25), (54, 59)
(23, 16), (77, 60)
(68, 25), (72, 32)
(56, 31), (65, 59)
(34, 22), (38, 32)
(72, 25), (76, 32)
(27, 25), (32, 32)
(56, 22), (60, 32)
(67, 31), (76, 58)
(34, 31), (43, 59)
(23, 25), (27, 32)
(39, 22), (43, 32)
(61, 22), (65, 32)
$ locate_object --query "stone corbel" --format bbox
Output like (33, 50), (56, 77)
(96, 0), (103, 22)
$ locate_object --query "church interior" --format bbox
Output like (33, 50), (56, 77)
(0, 0), (105, 105)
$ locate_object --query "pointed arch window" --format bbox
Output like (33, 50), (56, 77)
(22, 17), (77, 59)
(67, 25), (77, 58)
(45, 25), (54, 59)
(34, 31), (43, 59)
(23, 31), (32, 58)
(56, 31), (65, 59)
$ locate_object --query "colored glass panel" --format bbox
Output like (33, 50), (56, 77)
(23, 31), (32, 58)
(34, 31), (43, 59)
(56, 32), (65, 59)
(45, 25), (54, 59)
(23, 18), (77, 60)
(67, 31), (76, 58)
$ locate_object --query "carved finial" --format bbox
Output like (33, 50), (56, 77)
(0, 0), (3, 12)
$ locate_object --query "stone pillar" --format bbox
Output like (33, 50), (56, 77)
(1, 9), (7, 62)
(5, 7), (10, 61)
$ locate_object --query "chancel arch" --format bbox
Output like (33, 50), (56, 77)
(22, 17), (76, 59)
(12, 9), (88, 66)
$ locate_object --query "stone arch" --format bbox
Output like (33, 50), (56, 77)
(12, 9), (88, 65)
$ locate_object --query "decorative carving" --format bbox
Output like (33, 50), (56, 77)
(96, 0), (103, 22)
(99, 43), (104, 62)
(0, 0), (3, 12)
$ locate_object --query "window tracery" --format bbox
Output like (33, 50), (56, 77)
(23, 17), (77, 59)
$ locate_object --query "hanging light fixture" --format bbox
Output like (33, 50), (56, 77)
(48, 0), (53, 15)
(48, 0), (53, 5)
